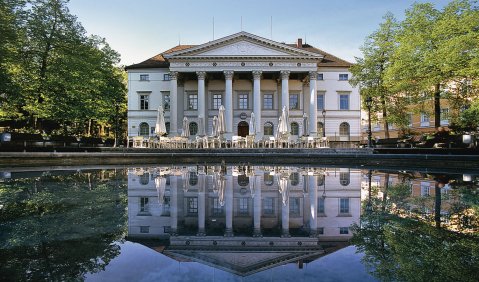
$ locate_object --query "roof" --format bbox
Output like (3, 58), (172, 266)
(125, 38), (352, 70)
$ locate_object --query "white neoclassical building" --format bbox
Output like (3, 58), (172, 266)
(126, 31), (360, 142)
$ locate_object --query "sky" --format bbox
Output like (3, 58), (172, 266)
(67, 0), (452, 66)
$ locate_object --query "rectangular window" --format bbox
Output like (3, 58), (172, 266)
(188, 93), (198, 110)
(339, 198), (350, 214)
(263, 93), (273, 110)
(140, 226), (150, 233)
(238, 93), (248, 110)
(318, 227), (324, 235)
(290, 197), (300, 216)
(420, 112), (430, 127)
(263, 197), (274, 215)
(239, 198), (249, 215)
(339, 227), (349, 234)
(317, 73), (324, 80)
(339, 74), (349, 81)
(163, 73), (171, 81)
(212, 198), (224, 216)
(289, 93), (299, 110)
(420, 182), (430, 197)
(440, 108), (449, 125)
(140, 74), (149, 81)
(318, 198), (325, 215)
(317, 92), (325, 110)
(408, 113), (413, 127)
(161, 91), (170, 111)
(213, 93), (222, 110)
(187, 197), (198, 215)
(140, 197), (149, 213)
(339, 94), (349, 110)
(140, 95), (149, 110)
(162, 196), (170, 216)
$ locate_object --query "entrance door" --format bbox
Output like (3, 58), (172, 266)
(237, 121), (249, 137)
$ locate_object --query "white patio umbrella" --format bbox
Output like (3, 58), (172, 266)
(278, 175), (289, 206)
(181, 117), (190, 138)
(182, 168), (190, 192)
(278, 106), (289, 137)
(249, 112), (256, 136)
(212, 116), (219, 137)
(215, 173), (226, 206)
(218, 105), (226, 136)
(249, 174), (256, 198)
(155, 176), (166, 205)
(155, 106), (167, 146)
(198, 116), (206, 137)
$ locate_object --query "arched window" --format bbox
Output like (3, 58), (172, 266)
(189, 172), (198, 186)
(339, 172), (350, 186)
(264, 172), (274, 186)
(165, 122), (170, 134)
(339, 122), (350, 137)
(238, 174), (249, 187)
(264, 122), (274, 136)
(139, 173), (149, 185)
(139, 122), (149, 136)
(189, 122), (198, 135)
(317, 122), (324, 136)
(289, 172), (300, 186)
(317, 174), (324, 186)
(290, 122), (299, 136)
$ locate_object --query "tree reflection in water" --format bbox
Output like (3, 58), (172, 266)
(352, 174), (479, 282)
(0, 170), (128, 281)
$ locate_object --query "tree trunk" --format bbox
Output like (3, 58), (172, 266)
(381, 94), (389, 138)
(382, 173), (389, 211)
(434, 83), (441, 128)
(435, 182), (441, 228)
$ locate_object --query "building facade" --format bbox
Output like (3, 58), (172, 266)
(126, 32), (360, 142)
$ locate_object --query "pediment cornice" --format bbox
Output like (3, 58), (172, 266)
(164, 31), (323, 60)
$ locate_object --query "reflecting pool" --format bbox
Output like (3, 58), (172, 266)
(0, 164), (478, 281)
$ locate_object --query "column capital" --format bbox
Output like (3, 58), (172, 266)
(224, 70), (234, 80)
(280, 70), (290, 80)
(169, 71), (178, 80)
(196, 71), (206, 80)
(309, 71), (318, 81)
(252, 70), (262, 80)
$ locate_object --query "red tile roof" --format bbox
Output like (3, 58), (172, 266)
(125, 42), (352, 70)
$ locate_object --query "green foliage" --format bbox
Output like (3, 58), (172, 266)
(0, 0), (126, 137)
(0, 170), (127, 281)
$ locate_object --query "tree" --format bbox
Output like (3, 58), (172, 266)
(386, 0), (479, 129)
(350, 12), (399, 138)
(0, 169), (127, 280)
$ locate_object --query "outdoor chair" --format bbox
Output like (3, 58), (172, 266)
(266, 136), (276, 148)
(245, 135), (255, 148)
(320, 137), (329, 148)
(132, 136), (144, 148)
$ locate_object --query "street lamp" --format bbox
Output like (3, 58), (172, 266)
(322, 109), (326, 137)
(365, 169), (373, 214)
(365, 96), (373, 148)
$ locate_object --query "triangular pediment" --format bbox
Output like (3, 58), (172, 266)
(164, 31), (323, 59)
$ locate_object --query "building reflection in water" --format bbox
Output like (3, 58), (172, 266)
(127, 164), (361, 275)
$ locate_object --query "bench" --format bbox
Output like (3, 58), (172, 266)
(375, 138), (402, 148)
(79, 137), (104, 147)
(0, 132), (46, 147)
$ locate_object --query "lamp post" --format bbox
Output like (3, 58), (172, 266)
(365, 96), (373, 148)
(365, 169), (373, 214)
(322, 109), (326, 137)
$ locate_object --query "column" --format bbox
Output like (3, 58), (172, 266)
(225, 175), (234, 236)
(309, 71), (318, 136)
(280, 70), (290, 111)
(253, 70), (262, 140)
(197, 71), (206, 121)
(170, 176), (178, 236)
(281, 187), (290, 237)
(224, 70), (234, 139)
(309, 175), (318, 236)
(197, 174), (206, 236)
(170, 71), (178, 136)
(253, 175), (262, 237)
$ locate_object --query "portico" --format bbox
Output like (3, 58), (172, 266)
(126, 31), (361, 144)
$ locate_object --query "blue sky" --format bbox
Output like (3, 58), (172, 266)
(67, 0), (451, 66)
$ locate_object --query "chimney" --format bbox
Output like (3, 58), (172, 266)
(297, 38), (302, 48)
